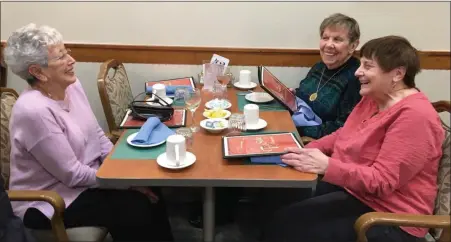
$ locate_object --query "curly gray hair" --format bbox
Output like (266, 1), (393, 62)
(3, 23), (63, 85)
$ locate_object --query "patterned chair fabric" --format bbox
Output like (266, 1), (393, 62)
(0, 89), (18, 189)
(432, 120), (451, 240)
(101, 63), (133, 131)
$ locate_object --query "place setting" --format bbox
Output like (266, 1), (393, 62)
(156, 134), (196, 170)
(117, 115), (197, 169)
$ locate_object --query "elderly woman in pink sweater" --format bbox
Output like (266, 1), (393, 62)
(4, 23), (173, 241)
(262, 36), (445, 242)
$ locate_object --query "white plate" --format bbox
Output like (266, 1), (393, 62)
(146, 96), (174, 106)
(126, 132), (166, 148)
(246, 119), (267, 130)
(205, 99), (232, 109)
(233, 82), (257, 90)
(245, 92), (274, 103)
(203, 109), (232, 119)
(200, 118), (229, 133)
(157, 152), (196, 169)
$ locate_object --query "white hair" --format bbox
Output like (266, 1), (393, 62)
(3, 23), (63, 84)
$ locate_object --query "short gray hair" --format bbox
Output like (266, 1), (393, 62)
(320, 13), (360, 43)
(3, 23), (63, 85)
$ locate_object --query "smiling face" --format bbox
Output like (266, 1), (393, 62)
(29, 43), (76, 89)
(320, 26), (358, 70)
(355, 57), (405, 98)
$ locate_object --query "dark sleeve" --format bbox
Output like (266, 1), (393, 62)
(299, 77), (362, 139)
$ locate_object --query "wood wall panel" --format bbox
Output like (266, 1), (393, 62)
(1, 42), (450, 70)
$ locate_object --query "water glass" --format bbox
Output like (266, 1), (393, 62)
(212, 82), (227, 100)
(227, 113), (246, 136)
(174, 87), (188, 107)
(175, 127), (193, 151)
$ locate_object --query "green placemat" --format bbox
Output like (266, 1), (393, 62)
(110, 129), (171, 160)
(236, 93), (286, 112)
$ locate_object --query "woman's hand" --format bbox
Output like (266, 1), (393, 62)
(281, 147), (330, 174)
(289, 88), (296, 94)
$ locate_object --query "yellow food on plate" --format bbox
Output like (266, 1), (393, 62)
(203, 109), (226, 118)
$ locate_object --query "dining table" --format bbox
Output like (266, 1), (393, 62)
(96, 85), (318, 242)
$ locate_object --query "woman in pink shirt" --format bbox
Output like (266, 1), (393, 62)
(262, 36), (444, 242)
(4, 24), (173, 241)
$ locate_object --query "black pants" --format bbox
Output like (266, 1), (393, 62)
(23, 188), (173, 242)
(262, 182), (421, 242)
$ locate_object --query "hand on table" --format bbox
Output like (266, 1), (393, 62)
(281, 147), (329, 174)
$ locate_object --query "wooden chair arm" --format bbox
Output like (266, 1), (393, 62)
(7, 190), (69, 242)
(354, 212), (451, 242)
(301, 136), (316, 145)
(106, 130), (123, 144)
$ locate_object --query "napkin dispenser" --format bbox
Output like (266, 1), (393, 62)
(129, 100), (174, 122)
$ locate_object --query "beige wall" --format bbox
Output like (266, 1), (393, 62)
(1, 2), (450, 50)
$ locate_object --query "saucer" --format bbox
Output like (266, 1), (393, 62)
(246, 119), (267, 130)
(245, 92), (274, 103)
(234, 82), (257, 90)
(156, 152), (196, 169)
(126, 132), (166, 148)
(205, 99), (232, 109)
(146, 96), (173, 106)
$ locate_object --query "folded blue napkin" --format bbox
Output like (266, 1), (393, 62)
(146, 85), (193, 95)
(131, 117), (175, 145)
(250, 155), (288, 167)
(292, 97), (322, 127)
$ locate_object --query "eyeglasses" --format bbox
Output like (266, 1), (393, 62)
(49, 48), (72, 62)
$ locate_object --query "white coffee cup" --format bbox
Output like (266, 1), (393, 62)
(166, 134), (187, 166)
(243, 104), (259, 125)
(152, 83), (167, 99)
(239, 70), (251, 86)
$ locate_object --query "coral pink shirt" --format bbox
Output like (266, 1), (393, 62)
(306, 92), (444, 237)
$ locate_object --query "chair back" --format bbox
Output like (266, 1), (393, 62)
(431, 101), (451, 240)
(97, 59), (134, 133)
(0, 88), (18, 190)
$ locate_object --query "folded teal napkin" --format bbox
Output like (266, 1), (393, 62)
(131, 117), (175, 145)
(250, 155), (287, 167)
(146, 85), (193, 95)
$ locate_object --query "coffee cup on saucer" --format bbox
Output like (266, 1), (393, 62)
(243, 104), (267, 130)
(234, 70), (256, 90)
(166, 134), (186, 167)
(243, 104), (259, 125)
(239, 70), (251, 86)
(152, 83), (167, 99)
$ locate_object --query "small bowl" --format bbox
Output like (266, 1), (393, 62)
(200, 118), (229, 133)
(203, 109), (232, 119)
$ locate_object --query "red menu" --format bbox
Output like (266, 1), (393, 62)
(145, 77), (195, 88)
(120, 109), (186, 128)
(260, 67), (297, 112)
(223, 133), (301, 158)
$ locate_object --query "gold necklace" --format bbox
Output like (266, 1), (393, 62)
(309, 64), (348, 102)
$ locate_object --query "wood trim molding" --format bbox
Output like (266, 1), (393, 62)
(1, 42), (450, 70)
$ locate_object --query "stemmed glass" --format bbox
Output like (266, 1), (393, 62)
(217, 75), (232, 89)
(185, 88), (202, 132)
